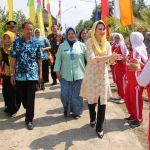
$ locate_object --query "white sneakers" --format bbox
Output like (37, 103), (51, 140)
(118, 99), (125, 104)
(112, 96), (125, 104)
(114, 96), (121, 100)
(110, 82), (116, 87)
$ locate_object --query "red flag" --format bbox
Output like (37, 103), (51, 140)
(57, 0), (61, 25)
(58, 0), (61, 17)
(101, 0), (109, 36)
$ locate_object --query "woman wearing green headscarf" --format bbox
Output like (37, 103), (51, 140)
(80, 20), (121, 138)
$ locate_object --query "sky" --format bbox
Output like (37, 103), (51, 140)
(1, 0), (97, 33)
(1, 0), (150, 33)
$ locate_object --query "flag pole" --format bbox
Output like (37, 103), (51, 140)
(131, 0), (134, 32)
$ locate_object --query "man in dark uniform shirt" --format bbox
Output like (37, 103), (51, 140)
(47, 25), (63, 85)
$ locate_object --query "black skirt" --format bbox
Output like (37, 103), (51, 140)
(42, 60), (49, 83)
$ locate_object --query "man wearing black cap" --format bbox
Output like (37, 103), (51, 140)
(0, 21), (16, 48)
(6, 20), (17, 33)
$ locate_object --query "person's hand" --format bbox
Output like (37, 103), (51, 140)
(128, 63), (141, 72)
(122, 57), (126, 64)
(109, 53), (121, 63)
(38, 74), (43, 84)
(10, 76), (16, 85)
(56, 72), (61, 81)
(130, 58), (144, 67)
(128, 58), (141, 71)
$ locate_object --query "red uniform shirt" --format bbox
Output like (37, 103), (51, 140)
(112, 43), (126, 70)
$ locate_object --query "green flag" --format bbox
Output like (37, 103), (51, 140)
(27, 0), (34, 7)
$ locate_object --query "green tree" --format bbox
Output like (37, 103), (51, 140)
(13, 10), (28, 34)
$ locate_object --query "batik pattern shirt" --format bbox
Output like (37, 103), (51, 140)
(47, 33), (63, 56)
(40, 38), (51, 61)
(10, 36), (43, 81)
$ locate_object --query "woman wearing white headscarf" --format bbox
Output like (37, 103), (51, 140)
(127, 57), (150, 148)
(34, 28), (51, 90)
(80, 20), (121, 138)
(112, 33), (129, 104)
(124, 32), (148, 128)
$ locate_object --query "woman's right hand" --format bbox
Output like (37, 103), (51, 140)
(56, 72), (62, 81)
(109, 53), (121, 63)
(10, 75), (16, 85)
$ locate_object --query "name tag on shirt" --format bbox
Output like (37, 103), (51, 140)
(70, 53), (74, 60)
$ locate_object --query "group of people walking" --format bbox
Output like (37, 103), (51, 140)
(0, 19), (150, 148)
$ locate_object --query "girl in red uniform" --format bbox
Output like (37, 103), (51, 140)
(112, 33), (129, 103)
(110, 33), (117, 87)
(129, 57), (150, 150)
(125, 32), (148, 128)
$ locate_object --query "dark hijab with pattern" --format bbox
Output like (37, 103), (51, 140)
(65, 27), (77, 47)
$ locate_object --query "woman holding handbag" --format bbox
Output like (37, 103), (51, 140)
(34, 28), (51, 90)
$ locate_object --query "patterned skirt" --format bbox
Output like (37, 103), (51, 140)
(60, 78), (84, 116)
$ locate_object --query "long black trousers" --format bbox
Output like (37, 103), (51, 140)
(88, 97), (106, 132)
(50, 61), (57, 82)
(16, 81), (36, 123)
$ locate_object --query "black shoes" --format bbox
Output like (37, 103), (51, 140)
(26, 122), (34, 130)
(51, 81), (57, 86)
(129, 121), (142, 128)
(97, 131), (104, 139)
(90, 120), (96, 127)
(74, 115), (81, 119)
(64, 110), (67, 117)
(124, 117), (134, 122)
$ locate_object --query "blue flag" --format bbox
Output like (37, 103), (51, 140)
(95, 0), (99, 21)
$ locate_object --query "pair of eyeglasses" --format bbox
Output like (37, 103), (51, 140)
(35, 32), (40, 33)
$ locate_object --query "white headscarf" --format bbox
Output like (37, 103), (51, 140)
(130, 32), (148, 63)
(115, 33), (129, 56)
(111, 33), (117, 43)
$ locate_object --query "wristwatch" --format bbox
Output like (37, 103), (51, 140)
(10, 73), (14, 76)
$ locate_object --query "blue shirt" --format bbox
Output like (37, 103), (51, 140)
(40, 38), (51, 60)
(10, 36), (43, 81)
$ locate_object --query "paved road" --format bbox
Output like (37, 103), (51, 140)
(0, 74), (149, 150)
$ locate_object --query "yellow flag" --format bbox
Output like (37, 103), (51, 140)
(38, 12), (45, 37)
(48, 18), (52, 34)
(7, 0), (13, 21)
(29, 6), (35, 24)
(119, 0), (134, 26)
